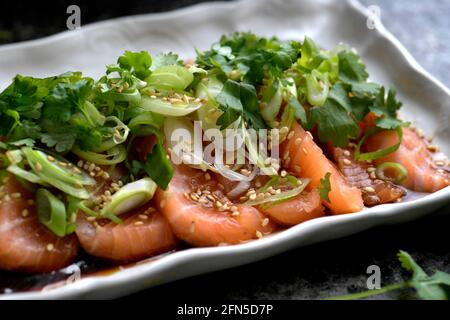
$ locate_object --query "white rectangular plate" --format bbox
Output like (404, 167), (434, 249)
(0, 0), (449, 299)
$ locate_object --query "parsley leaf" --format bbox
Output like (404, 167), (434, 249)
(398, 250), (450, 300)
(151, 52), (182, 71)
(308, 97), (359, 147)
(215, 79), (265, 130)
(131, 142), (173, 190)
(338, 51), (369, 83)
(318, 172), (332, 202)
(118, 50), (152, 80)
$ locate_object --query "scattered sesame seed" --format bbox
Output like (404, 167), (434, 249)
(255, 231), (263, 239)
(343, 159), (352, 166)
(35, 162), (43, 172)
(11, 192), (21, 199)
(46, 244), (54, 252)
(302, 148), (308, 155)
(434, 161), (445, 167)
(343, 150), (351, 157)
(204, 173), (211, 180)
(21, 209), (29, 218)
(370, 172), (377, 179)
(249, 194), (257, 200)
(261, 218), (269, 227)
(27, 199), (35, 205)
(134, 221), (144, 226)
(47, 155), (55, 162)
(287, 131), (295, 140)
(295, 138), (302, 146)
(427, 145), (439, 152)
(293, 165), (301, 173)
(77, 160), (84, 167)
(280, 170), (287, 177)
(87, 216), (96, 222)
(437, 169), (445, 174)
(306, 131), (314, 139)
(363, 186), (376, 193)
(367, 167), (376, 173)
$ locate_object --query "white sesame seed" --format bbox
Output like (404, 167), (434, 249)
(189, 222), (196, 233)
(343, 159), (352, 166)
(306, 131), (314, 140)
(77, 160), (84, 167)
(249, 194), (257, 200)
(295, 138), (302, 146)
(11, 192), (21, 199)
(160, 200), (166, 208)
(46, 244), (54, 252)
(287, 131), (295, 140)
(261, 218), (269, 227)
(255, 231), (263, 239)
(434, 161), (445, 167)
(35, 162), (43, 172)
(367, 167), (376, 173)
(21, 209), (29, 218)
(280, 170), (287, 177)
(139, 214), (148, 220)
(427, 145), (439, 152)
(204, 173), (211, 180)
(302, 148), (308, 155)
(343, 150), (351, 157)
(134, 221), (144, 226)
(363, 186), (376, 193)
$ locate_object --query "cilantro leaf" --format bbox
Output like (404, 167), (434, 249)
(398, 250), (450, 300)
(308, 97), (359, 147)
(338, 51), (369, 83)
(369, 87), (403, 130)
(131, 142), (173, 190)
(40, 131), (76, 153)
(215, 79), (265, 129)
(118, 50), (152, 80)
(151, 52), (182, 71)
(318, 172), (332, 202)
(43, 79), (93, 122)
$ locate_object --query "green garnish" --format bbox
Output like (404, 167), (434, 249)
(376, 162), (408, 184)
(101, 177), (157, 217)
(330, 251), (450, 300)
(36, 188), (71, 237)
(318, 172), (332, 202)
(355, 126), (403, 161)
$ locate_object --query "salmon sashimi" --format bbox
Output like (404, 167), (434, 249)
(155, 164), (276, 247)
(76, 203), (177, 263)
(281, 122), (364, 214)
(365, 127), (450, 192)
(259, 189), (324, 226)
(332, 147), (405, 206)
(0, 175), (78, 273)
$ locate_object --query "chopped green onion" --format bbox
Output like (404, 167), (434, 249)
(36, 188), (68, 237)
(146, 65), (194, 91)
(305, 69), (329, 106)
(21, 147), (93, 199)
(72, 144), (127, 165)
(101, 178), (157, 216)
(140, 95), (201, 117)
(261, 80), (283, 122)
(7, 164), (47, 185)
(128, 111), (165, 133)
(355, 126), (403, 161)
(376, 162), (408, 184)
(245, 176), (310, 206)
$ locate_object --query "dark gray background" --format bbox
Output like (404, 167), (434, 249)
(1, 0), (449, 300)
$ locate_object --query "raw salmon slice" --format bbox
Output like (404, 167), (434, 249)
(281, 122), (364, 214)
(365, 127), (449, 192)
(331, 147), (405, 206)
(155, 164), (275, 246)
(0, 175), (78, 273)
(259, 189), (324, 225)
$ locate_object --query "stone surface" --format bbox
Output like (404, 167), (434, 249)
(0, 0), (449, 300)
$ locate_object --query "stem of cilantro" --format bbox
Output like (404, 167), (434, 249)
(328, 281), (412, 300)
